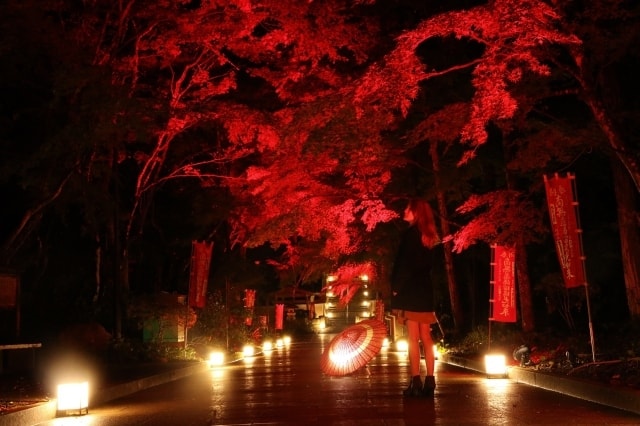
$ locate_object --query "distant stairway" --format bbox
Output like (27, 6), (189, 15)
(323, 286), (377, 333)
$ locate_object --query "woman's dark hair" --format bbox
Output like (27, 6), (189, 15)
(407, 198), (440, 248)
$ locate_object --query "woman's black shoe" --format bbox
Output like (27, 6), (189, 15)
(422, 375), (436, 397)
(403, 375), (423, 397)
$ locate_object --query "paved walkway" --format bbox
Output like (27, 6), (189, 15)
(3, 332), (640, 425)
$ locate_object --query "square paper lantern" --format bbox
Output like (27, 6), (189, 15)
(208, 351), (225, 367)
(484, 354), (507, 378)
(57, 381), (89, 416)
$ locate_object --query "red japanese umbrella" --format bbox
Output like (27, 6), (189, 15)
(321, 319), (387, 376)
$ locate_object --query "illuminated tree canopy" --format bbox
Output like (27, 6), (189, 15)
(1, 0), (639, 328)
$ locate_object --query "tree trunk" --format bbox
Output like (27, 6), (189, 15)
(113, 149), (123, 340)
(586, 97), (640, 193)
(93, 233), (102, 303)
(430, 142), (464, 332)
(515, 239), (535, 332)
(611, 158), (640, 318)
(501, 132), (535, 332)
(579, 65), (640, 318)
(575, 56), (640, 194)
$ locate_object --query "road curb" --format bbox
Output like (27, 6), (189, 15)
(93, 361), (209, 405)
(441, 353), (640, 416)
(0, 361), (210, 426)
(508, 366), (640, 415)
(0, 400), (56, 426)
(439, 353), (485, 373)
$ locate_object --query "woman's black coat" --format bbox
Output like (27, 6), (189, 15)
(390, 225), (435, 312)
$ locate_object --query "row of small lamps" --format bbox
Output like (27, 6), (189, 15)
(56, 335), (294, 418)
(208, 335), (292, 367)
(57, 334), (507, 417)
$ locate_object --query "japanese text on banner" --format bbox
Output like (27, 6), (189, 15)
(491, 245), (516, 323)
(544, 175), (586, 288)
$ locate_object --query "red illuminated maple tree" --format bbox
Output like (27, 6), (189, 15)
(356, 0), (639, 328)
(66, 0), (397, 248)
(12, 0), (637, 333)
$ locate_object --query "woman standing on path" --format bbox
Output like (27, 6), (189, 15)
(390, 198), (440, 398)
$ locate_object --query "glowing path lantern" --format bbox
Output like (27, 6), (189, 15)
(57, 381), (89, 416)
(484, 354), (507, 377)
(208, 351), (225, 367)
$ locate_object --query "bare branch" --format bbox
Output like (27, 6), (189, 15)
(1, 170), (75, 259)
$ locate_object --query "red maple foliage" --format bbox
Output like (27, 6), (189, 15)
(27, 0), (637, 317)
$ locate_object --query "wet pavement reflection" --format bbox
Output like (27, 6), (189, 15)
(203, 333), (638, 425)
(38, 332), (640, 425)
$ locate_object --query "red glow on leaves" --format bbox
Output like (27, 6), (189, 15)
(451, 190), (544, 253)
(360, 0), (580, 163)
(358, 199), (398, 232)
(322, 262), (376, 305)
(55, 0), (591, 276)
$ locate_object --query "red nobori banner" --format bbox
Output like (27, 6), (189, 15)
(244, 289), (256, 326)
(544, 174), (586, 288)
(275, 304), (284, 330)
(244, 289), (256, 308)
(189, 241), (213, 308)
(490, 245), (517, 323)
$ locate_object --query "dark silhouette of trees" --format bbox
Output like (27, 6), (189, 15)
(1, 0), (637, 338)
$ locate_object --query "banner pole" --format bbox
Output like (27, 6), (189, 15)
(184, 300), (189, 355)
(571, 176), (596, 362)
(488, 245), (495, 353)
(226, 279), (230, 351)
(185, 241), (195, 354)
(584, 285), (596, 362)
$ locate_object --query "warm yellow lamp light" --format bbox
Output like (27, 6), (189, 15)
(484, 354), (507, 377)
(382, 337), (390, 349)
(318, 317), (326, 330)
(57, 381), (89, 416)
(208, 351), (225, 367)
(242, 344), (255, 357)
(395, 339), (409, 352)
(263, 340), (274, 351)
(283, 335), (292, 346)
